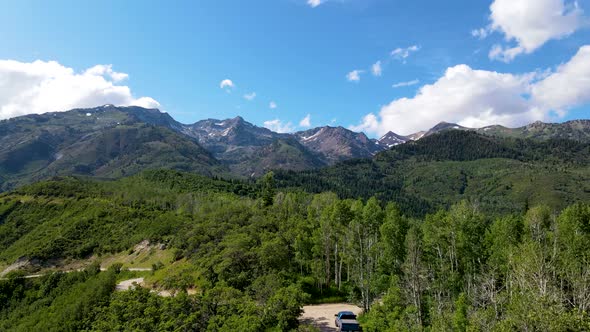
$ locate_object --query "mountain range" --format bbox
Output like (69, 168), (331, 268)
(0, 105), (588, 190)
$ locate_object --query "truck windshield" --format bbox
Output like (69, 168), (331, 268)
(341, 314), (356, 319)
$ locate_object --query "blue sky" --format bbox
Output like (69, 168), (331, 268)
(0, 0), (589, 136)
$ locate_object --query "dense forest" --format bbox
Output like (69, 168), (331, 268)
(0, 168), (589, 330)
(275, 131), (590, 216)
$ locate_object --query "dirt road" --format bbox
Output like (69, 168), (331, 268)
(300, 303), (363, 332)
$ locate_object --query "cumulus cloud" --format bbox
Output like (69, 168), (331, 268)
(299, 114), (312, 128)
(531, 45), (590, 111)
(351, 45), (590, 136)
(244, 92), (256, 101)
(371, 61), (382, 76)
(220, 79), (234, 90)
(346, 70), (364, 82)
(391, 45), (420, 60)
(351, 65), (536, 135)
(350, 113), (380, 133)
(0, 59), (160, 120)
(392, 79), (420, 88)
(263, 119), (295, 133)
(307, 0), (322, 7)
(269, 101), (277, 109)
(482, 0), (586, 62)
(85, 64), (129, 82)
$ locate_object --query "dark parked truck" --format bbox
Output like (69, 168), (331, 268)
(335, 311), (362, 331)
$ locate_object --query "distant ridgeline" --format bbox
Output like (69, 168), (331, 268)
(0, 105), (589, 192)
(1, 128), (587, 217)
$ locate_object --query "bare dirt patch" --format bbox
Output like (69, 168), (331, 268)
(115, 277), (144, 291)
(0, 258), (30, 277)
(300, 303), (363, 332)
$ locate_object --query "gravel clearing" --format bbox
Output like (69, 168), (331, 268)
(300, 303), (363, 332)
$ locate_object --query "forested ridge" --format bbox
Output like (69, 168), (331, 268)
(275, 131), (590, 216)
(0, 131), (589, 331)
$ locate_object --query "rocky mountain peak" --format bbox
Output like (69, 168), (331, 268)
(294, 126), (384, 163)
(378, 131), (408, 147)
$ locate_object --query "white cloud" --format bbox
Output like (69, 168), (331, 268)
(85, 64), (129, 82)
(346, 70), (364, 82)
(220, 79), (234, 89)
(351, 65), (536, 135)
(484, 0), (585, 62)
(349, 46), (418, 83)
(0, 59), (160, 120)
(244, 92), (256, 101)
(531, 45), (590, 111)
(488, 44), (526, 63)
(392, 79), (420, 88)
(269, 101), (277, 109)
(471, 27), (490, 39)
(371, 61), (382, 76)
(307, 0), (322, 7)
(263, 119), (295, 133)
(299, 114), (312, 128)
(133, 97), (161, 109)
(391, 45), (420, 60)
(350, 113), (380, 133)
(351, 45), (590, 136)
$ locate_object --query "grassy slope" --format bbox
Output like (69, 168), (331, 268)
(99, 246), (174, 270)
(0, 170), (257, 270)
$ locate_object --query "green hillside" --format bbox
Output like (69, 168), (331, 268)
(0, 169), (589, 330)
(0, 123), (225, 190)
(275, 131), (590, 215)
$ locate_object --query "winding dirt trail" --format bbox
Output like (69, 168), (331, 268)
(300, 303), (362, 332)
